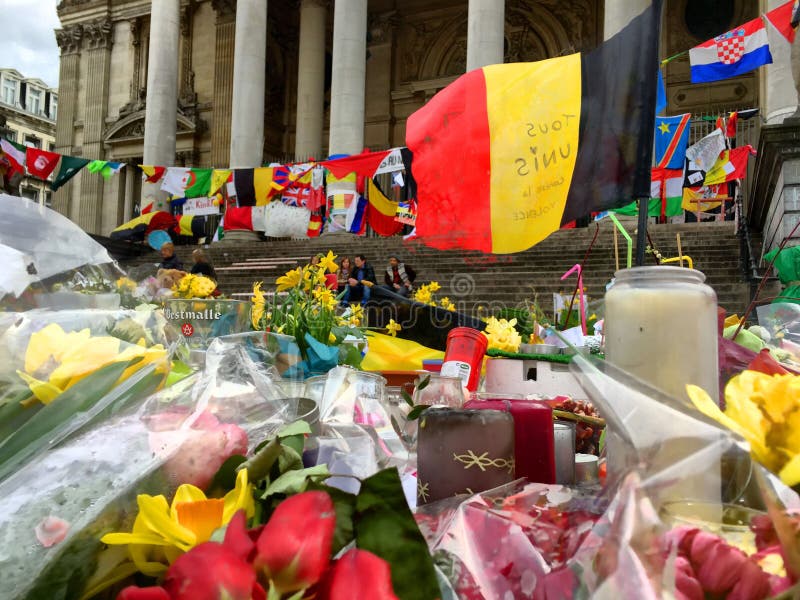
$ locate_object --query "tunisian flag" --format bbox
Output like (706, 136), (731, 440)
(26, 148), (61, 179)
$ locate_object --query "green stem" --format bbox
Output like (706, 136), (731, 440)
(553, 409), (605, 427)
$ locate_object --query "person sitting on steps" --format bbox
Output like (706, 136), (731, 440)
(382, 256), (416, 297)
(341, 254), (376, 306)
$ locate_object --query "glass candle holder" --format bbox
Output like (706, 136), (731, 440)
(604, 267), (719, 402)
(417, 408), (515, 504)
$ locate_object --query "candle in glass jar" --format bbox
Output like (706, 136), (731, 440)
(417, 408), (515, 504)
(604, 267), (719, 402)
(463, 398), (556, 484)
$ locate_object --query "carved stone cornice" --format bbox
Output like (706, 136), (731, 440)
(211, 0), (236, 21)
(55, 24), (83, 55)
(130, 17), (141, 48)
(83, 17), (113, 50)
(180, 2), (194, 37)
(368, 11), (398, 45)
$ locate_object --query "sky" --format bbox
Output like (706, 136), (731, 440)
(3, 0), (61, 88)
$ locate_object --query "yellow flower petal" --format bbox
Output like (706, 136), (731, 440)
(16, 370), (63, 404)
(319, 250), (339, 273)
(49, 337), (121, 389)
(136, 494), (195, 550)
(174, 499), (225, 545)
(223, 469), (255, 522)
(779, 453), (800, 487)
(100, 532), (177, 547)
(170, 483), (209, 515)
(24, 323), (67, 374)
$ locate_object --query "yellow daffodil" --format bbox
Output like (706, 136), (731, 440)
(414, 288), (432, 304)
(314, 267), (328, 287)
(116, 277), (137, 292)
(386, 319), (402, 337)
(483, 317), (522, 353)
(101, 469), (254, 576)
(251, 282), (266, 329)
(440, 297), (456, 311)
(688, 370), (800, 486)
(349, 304), (364, 321)
(313, 287), (336, 310)
(276, 268), (302, 292)
(329, 332), (337, 344)
(188, 275), (216, 299)
(17, 323), (167, 404)
(318, 250), (339, 273)
(428, 281), (441, 292)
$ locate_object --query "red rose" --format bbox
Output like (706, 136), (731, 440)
(318, 548), (399, 600)
(163, 542), (256, 600)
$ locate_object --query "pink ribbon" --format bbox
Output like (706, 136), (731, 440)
(560, 264), (586, 336)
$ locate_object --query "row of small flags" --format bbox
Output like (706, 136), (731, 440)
(0, 138), (124, 190)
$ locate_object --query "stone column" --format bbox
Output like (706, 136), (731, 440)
(123, 163), (135, 222)
(328, 0), (368, 156)
(230, 0), (267, 167)
(143, 0), (180, 211)
(211, 0), (237, 167)
(295, 0), (328, 161)
(466, 0), (505, 71)
(762, 0), (798, 123)
(603, 0), (649, 40)
(79, 17), (113, 234)
(52, 25), (83, 217)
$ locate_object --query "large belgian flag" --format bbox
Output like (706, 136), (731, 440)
(407, 1), (663, 254)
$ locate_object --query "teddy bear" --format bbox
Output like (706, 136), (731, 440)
(156, 268), (186, 292)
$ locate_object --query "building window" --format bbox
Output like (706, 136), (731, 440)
(685, 0), (735, 41)
(44, 191), (52, 207)
(27, 88), (42, 115)
(50, 96), (58, 121)
(0, 127), (14, 143)
(20, 187), (38, 203)
(2, 78), (16, 105)
(23, 135), (41, 148)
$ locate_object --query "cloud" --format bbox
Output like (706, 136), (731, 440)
(2, 0), (60, 88)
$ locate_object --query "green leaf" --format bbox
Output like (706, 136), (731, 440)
(338, 343), (363, 369)
(407, 404), (431, 421)
(0, 359), (138, 482)
(598, 427), (607, 454)
(416, 374), (431, 391)
(262, 464), (330, 498)
(278, 420), (312, 438)
(354, 468), (440, 600)
(276, 444), (305, 475)
(208, 455), (247, 495)
(238, 437), (282, 483)
(401, 389), (414, 407)
(308, 482), (357, 555)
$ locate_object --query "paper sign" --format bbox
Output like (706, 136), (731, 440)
(374, 148), (405, 175)
(183, 197), (220, 216)
(688, 171), (704, 185)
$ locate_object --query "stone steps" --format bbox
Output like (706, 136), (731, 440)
(121, 222), (752, 314)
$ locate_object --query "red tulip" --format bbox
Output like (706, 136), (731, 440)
(254, 491), (335, 593)
(163, 542), (256, 600)
(696, 541), (746, 595)
(674, 570), (703, 600)
(223, 510), (256, 562)
(117, 587), (170, 600)
(318, 549), (399, 600)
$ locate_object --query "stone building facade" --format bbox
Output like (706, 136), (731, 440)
(51, 0), (794, 236)
(0, 68), (58, 206)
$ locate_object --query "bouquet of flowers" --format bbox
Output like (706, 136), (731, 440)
(171, 273), (218, 299)
(251, 252), (365, 376)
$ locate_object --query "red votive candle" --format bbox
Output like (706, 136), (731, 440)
(463, 398), (556, 484)
(442, 327), (488, 391)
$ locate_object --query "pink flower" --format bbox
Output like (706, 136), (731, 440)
(34, 516), (70, 547)
(695, 541), (747, 595)
(318, 549), (399, 600)
(254, 491), (336, 593)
